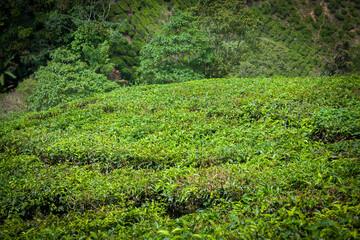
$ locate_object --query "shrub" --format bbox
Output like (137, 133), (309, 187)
(302, 28), (313, 38)
(70, 24), (103, 54)
(343, 22), (355, 31)
(1, 76), (359, 238)
(314, 6), (323, 16)
(348, 31), (356, 37)
(336, 12), (345, 21)
(351, 8), (359, 16)
(111, 56), (127, 70)
(328, 0), (338, 13)
(82, 41), (114, 76)
(16, 77), (38, 97)
(26, 48), (118, 111)
(312, 107), (360, 142)
(120, 67), (132, 80)
(320, 28), (329, 37)
(113, 42), (128, 55)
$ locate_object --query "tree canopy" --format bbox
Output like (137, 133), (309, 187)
(138, 11), (215, 84)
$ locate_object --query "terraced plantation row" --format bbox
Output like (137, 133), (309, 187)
(1, 76), (360, 239)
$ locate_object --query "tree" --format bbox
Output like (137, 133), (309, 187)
(192, 0), (247, 55)
(0, 0), (117, 91)
(138, 11), (215, 84)
(191, 0), (253, 77)
(26, 48), (118, 111)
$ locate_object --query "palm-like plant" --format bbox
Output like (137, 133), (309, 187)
(0, 55), (16, 89)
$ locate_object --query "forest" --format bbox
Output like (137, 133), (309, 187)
(0, 0), (359, 239)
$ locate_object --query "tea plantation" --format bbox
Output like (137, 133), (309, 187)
(1, 76), (360, 239)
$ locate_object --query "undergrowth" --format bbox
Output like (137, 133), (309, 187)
(0, 76), (359, 239)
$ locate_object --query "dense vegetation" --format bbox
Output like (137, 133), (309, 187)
(1, 76), (360, 238)
(1, 0), (360, 238)
(1, 0), (360, 93)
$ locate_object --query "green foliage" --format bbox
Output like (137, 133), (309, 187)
(120, 67), (133, 80)
(70, 23), (103, 54)
(26, 48), (118, 111)
(111, 56), (127, 70)
(325, 42), (353, 75)
(16, 77), (38, 97)
(240, 10), (326, 77)
(2, 0), (360, 91)
(343, 22), (355, 31)
(328, 0), (339, 13)
(0, 54), (16, 91)
(336, 12), (345, 21)
(82, 40), (114, 76)
(0, 0), (114, 91)
(268, 0), (292, 19)
(348, 31), (356, 38)
(42, 9), (73, 44)
(193, 0), (249, 49)
(251, 0), (360, 75)
(314, 5), (323, 16)
(138, 11), (214, 84)
(235, 38), (296, 77)
(1, 76), (360, 238)
(192, 0), (253, 76)
(312, 107), (360, 142)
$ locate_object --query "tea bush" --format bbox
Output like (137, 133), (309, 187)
(1, 76), (359, 238)
(312, 107), (360, 142)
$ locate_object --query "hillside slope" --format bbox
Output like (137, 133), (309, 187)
(108, 0), (360, 79)
(1, 0), (359, 92)
(234, 0), (360, 77)
(1, 76), (359, 238)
